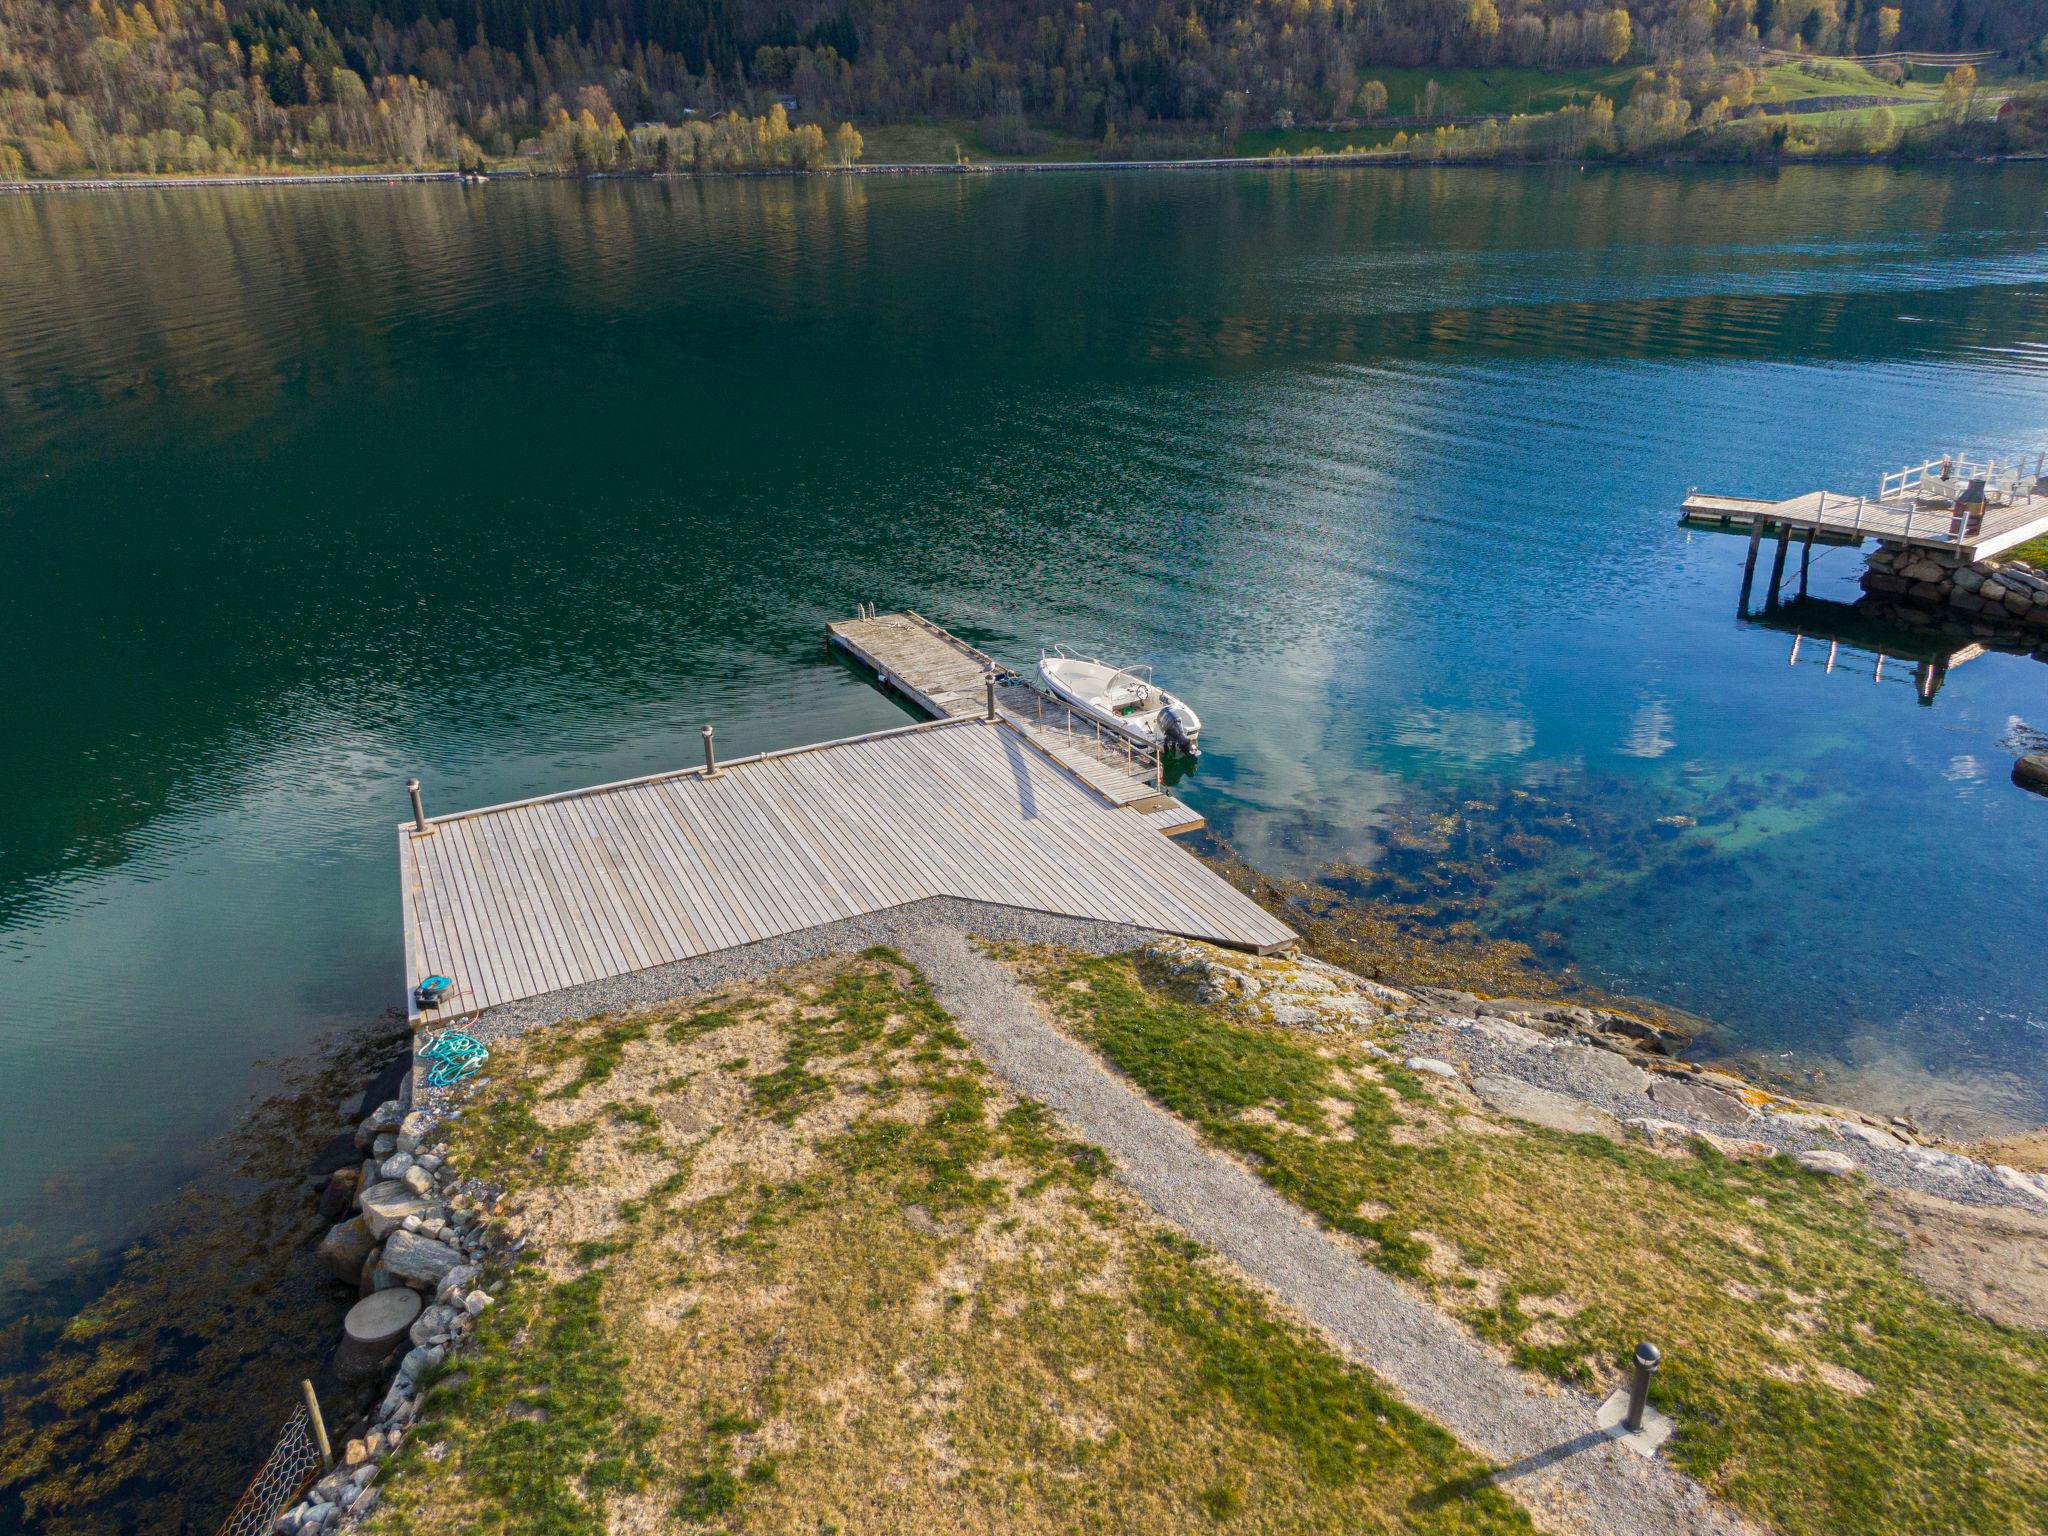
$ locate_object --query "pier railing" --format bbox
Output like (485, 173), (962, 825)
(1011, 684), (1166, 787)
(1877, 452), (2047, 508)
(1811, 489), (1966, 546)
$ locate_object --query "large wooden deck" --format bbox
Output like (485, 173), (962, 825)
(400, 715), (1294, 1019)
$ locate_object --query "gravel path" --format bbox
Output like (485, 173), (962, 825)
(897, 925), (1761, 1536)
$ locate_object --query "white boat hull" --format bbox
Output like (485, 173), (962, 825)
(1037, 653), (1201, 755)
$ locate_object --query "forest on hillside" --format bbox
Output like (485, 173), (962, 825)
(1, 0), (2045, 177)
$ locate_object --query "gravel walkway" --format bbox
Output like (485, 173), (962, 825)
(897, 925), (1761, 1536)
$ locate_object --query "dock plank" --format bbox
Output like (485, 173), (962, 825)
(402, 716), (1293, 1014)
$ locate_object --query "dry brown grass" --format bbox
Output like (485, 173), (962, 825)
(370, 950), (1532, 1536)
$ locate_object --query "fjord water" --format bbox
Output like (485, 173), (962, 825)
(5, 167), (2048, 1289)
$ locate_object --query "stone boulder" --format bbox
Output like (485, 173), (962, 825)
(1403, 1056), (1458, 1080)
(383, 1229), (465, 1289)
(360, 1180), (434, 1240)
(2014, 754), (2048, 794)
(1627, 1119), (1775, 1161)
(1473, 1074), (1622, 1140)
(317, 1216), (376, 1284)
(410, 1302), (460, 1347)
(1553, 1041), (1651, 1098)
(1795, 1148), (1859, 1178)
(319, 1167), (361, 1221)
(354, 1098), (403, 1151)
(1645, 1076), (1756, 1128)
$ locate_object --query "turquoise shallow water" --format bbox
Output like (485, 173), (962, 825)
(3, 166), (2047, 1295)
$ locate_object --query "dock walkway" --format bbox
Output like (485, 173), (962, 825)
(826, 610), (1200, 827)
(400, 714), (1294, 1020)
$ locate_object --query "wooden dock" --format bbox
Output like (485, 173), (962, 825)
(400, 714), (1295, 1020)
(1682, 472), (2048, 563)
(826, 610), (1203, 830)
(1679, 494), (1862, 545)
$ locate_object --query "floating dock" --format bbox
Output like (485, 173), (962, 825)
(826, 609), (1201, 828)
(400, 713), (1295, 1021)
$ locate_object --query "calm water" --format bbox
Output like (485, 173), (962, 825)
(5, 166), (2048, 1295)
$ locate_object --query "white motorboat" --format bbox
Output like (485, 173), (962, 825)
(1037, 646), (1202, 755)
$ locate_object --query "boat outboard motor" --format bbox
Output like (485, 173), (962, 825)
(1160, 704), (1199, 756)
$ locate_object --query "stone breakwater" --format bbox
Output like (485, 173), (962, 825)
(1147, 937), (2048, 1215)
(1860, 544), (2048, 654)
(282, 1096), (498, 1533)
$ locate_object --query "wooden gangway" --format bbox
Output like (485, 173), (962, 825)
(399, 715), (1295, 1020)
(826, 610), (1203, 829)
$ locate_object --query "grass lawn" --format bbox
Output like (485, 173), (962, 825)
(370, 952), (1533, 1535)
(1014, 948), (2048, 1536)
(2003, 532), (2048, 565)
(1754, 61), (1942, 102)
(1343, 65), (1635, 118)
(858, 119), (1106, 164)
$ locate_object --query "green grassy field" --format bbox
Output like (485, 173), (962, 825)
(1341, 65), (1634, 118)
(2004, 532), (2048, 566)
(1754, 60), (1943, 101)
(857, 119), (1107, 164)
(1016, 947), (2048, 1536)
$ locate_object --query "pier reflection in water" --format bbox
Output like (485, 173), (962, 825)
(1752, 594), (1996, 706)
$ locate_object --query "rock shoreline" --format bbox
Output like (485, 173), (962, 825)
(1148, 937), (2048, 1218)
(282, 1095), (499, 1533)
(1859, 543), (2048, 656)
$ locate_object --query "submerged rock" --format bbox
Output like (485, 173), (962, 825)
(319, 1166), (361, 1221)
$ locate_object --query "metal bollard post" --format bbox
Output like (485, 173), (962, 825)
(985, 671), (998, 721)
(407, 778), (426, 833)
(702, 724), (721, 778)
(1625, 1342), (1660, 1433)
